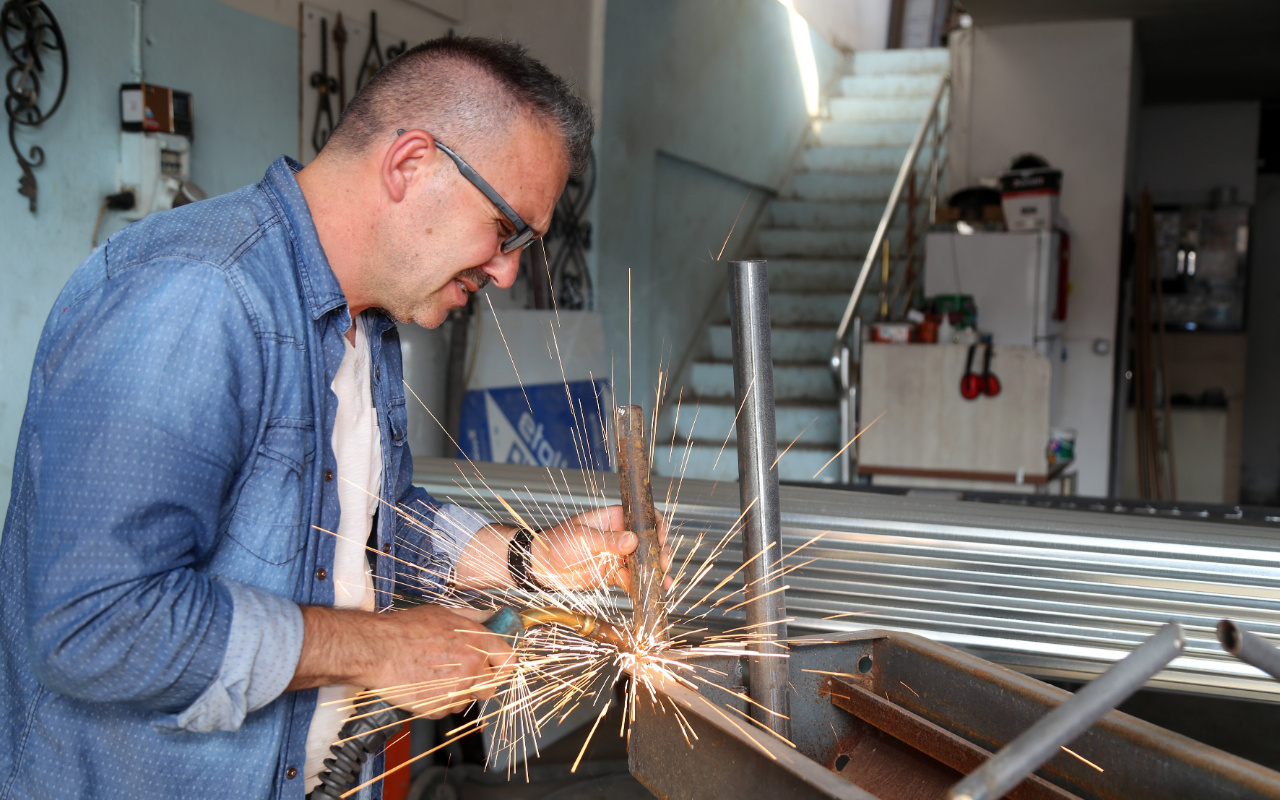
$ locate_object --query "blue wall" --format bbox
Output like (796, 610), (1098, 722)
(0, 0), (296, 513)
(596, 0), (840, 405)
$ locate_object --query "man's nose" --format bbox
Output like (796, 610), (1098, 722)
(484, 249), (523, 290)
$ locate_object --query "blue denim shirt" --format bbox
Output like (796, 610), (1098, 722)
(0, 157), (488, 799)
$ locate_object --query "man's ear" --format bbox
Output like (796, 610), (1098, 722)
(382, 129), (436, 203)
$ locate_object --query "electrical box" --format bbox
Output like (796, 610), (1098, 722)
(118, 131), (196, 220)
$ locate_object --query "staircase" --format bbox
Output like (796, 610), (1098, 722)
(657, 48), (950, 484)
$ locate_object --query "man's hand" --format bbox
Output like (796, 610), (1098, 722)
(532, 505), (673, 593)
(453, 505), (672, 593)
(287, 604), (514, 718)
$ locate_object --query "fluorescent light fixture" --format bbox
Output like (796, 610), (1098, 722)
(778, 0), (820, 117)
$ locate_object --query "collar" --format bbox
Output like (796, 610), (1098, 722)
(261, 156), (349, 323)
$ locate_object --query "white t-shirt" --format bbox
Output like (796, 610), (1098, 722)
(303, 315), (383, 793)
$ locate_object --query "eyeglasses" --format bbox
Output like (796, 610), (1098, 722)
(398, 129), (537, 254)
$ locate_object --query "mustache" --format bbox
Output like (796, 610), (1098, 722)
(456, 267), (491, 292)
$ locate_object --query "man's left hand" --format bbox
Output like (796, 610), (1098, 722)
(530, 505), (672, 593)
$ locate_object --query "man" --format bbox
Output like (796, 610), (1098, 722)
(0, 37), (659, 799)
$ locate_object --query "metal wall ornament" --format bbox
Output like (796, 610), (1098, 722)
(3, 0), (66, 213)
(523, 149), (596, 310)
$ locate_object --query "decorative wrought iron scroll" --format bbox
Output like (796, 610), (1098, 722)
(526, 148), (596, 310)
(3, 0), (67, 213)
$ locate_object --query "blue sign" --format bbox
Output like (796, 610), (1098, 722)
(458, 380), (612, 471)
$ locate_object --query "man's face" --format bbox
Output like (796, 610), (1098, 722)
(374, 119), (568, 329)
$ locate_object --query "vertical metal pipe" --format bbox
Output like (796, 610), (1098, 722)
(949, 621), (1186, 800)
(614, 405), (667, 642)
(728, 259), (791, 740)
(1218, 620), (1280, 682)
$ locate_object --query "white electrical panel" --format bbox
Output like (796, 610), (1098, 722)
(118, 131), (193, 220)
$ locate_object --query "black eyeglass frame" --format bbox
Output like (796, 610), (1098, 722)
(397, 129), (537, 253)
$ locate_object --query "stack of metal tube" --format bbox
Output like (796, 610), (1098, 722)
(414, 457), (1280, 702)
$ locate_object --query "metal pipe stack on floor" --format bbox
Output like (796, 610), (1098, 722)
(415, 458), (1280, 704)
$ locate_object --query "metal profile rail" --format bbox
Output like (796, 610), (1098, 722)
(829, 74), (950, 483)
(414, 458), (1280, 703)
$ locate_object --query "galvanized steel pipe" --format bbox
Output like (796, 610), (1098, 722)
(1218, 619), (1280, 683)
(727, 259), (791, 739)
(949, 621), (1187, 800)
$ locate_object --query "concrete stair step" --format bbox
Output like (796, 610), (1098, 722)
(756, 227), (874, 258)
(801, 146), (910, 174)
(790, 171), (898, 202)
(690, 360), (835, 402)
(652, 439), (840, 483)
(829, 96), (936, 123)
(708, 323), (835, 362)
(812, 121), (919, 148)
(663, 397), (840, 448)
(768, 200), (884, 229)
(851, 48), (950, 76)
(838, 73), (947, 98)
(759, 291), (850, 325)
(761, 258), (861, 292)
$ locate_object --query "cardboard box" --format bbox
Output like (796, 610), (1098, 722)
(1000, 168), (1061, 231)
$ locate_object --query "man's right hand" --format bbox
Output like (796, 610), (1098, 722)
(287, 604), (515, 718)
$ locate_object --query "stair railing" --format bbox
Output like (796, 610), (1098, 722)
(829, 75), (950, 483)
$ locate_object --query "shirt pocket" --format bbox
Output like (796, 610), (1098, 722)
(387, 398), (408, 447)
(228, 417), (315, 565)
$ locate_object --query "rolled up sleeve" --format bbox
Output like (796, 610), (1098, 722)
(153, 579), (303, 734)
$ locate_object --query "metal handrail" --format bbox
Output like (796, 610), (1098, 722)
(829, 74), (950, 483)
(831, 75), (950, 351)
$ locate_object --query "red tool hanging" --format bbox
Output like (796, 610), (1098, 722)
(960, 342), (1000, 400)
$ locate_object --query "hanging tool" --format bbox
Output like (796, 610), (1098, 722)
(332, 12), (348, 113)
(960, 344), (982, 400)
(355, 10), (384, 92)
(614, 405), (667, 644)
(308, 606), (625, 798)
(980, 341), (1001, 397)
(960, 342), (999, 400)
(309, 16), (338, 153)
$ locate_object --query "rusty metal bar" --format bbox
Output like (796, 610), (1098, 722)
(827, 677), (1080, 800)
(949, 621), (1186, 800)
(614, 404), (667, 642)
(1218, 619), (1280, 683)
(728, 259), (791, 739)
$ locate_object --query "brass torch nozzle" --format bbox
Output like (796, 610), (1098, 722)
(518, 608), (629, 649)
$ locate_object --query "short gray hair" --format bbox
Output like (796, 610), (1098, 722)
(326, 36), (594, 176)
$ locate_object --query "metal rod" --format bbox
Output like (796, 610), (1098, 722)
(833, 75), (949, 348)
(727, 259), (791, 739)
(1218, 619), (1280, 682)
(614, 405), (667, 642)
(949, 621), (1186, 800)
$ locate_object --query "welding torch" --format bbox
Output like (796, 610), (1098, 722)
(308, 605), (625, 799)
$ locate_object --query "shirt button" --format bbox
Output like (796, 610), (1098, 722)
(381, 543), (391, 554)
(375, 366), (380, 379)
(285, 766), (297, 780)
(316, 567), (327, 581)
(324, 469), (333, 482)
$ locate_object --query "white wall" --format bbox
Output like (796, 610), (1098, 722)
(0, 0), (297, 516)
(954, 20), (1136, 497)
(793, 0), (890, 53)
(596, 0), (841, 405)
(1136, 103), (1261, 206)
